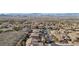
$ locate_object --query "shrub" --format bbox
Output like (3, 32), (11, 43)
(13, 27), (21, 31)
(0, 30), (3, 33)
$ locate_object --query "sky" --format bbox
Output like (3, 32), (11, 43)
(0, 0), (79, 13)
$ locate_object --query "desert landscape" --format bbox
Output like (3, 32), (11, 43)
(0, 13), (79, 46)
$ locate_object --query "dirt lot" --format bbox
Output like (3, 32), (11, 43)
(0, 31), (24, 46)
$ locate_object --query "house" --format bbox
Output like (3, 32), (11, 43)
(38, 24), (44, 29)
(30, 33), (40, 39)
(32, 29), (40, 33)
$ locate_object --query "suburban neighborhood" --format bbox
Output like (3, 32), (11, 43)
(0, 13), (79, 46)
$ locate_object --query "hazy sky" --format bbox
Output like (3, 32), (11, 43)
(0, 0), (79, 13)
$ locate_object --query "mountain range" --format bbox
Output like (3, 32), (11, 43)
(0, 13), (79, 16)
